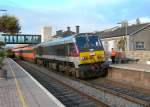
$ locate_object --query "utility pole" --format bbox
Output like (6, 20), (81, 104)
(117, 20), (128, 51)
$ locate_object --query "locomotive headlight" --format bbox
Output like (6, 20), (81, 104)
(101, 54), (104, 58)
(81, 56), (87, 60)
(81, 57), (85, 60)
(90, 52), (95, 56)
(97, 55), (101, 59)
(97, 55), (104, 59)
(100, 55), (105, 59)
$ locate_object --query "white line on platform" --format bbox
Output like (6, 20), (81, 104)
(9, 58), (65, 107)
(7, 59), (28, 107)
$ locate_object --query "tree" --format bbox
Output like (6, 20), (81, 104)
(0, 15), (21, 34)
(0, 41), (5, 48)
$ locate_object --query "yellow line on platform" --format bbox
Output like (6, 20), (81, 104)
(7, 59), (28, 107)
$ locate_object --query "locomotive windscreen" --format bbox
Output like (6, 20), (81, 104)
(88, 36), (102, 48)
(76, 34), (103, 51)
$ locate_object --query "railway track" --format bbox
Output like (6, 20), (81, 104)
(15, 59), (108, 107)
(15, 59), (150, 107)
(81, 79), (150, 105)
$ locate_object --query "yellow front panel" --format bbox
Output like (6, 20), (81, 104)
(79, 51), (105, 64)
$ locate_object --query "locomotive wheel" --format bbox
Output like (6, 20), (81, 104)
(75, 70), (80, 78)
(100, 68), (108, 77)
(71, 68), (76, 78)
(65, 70), (69, 76)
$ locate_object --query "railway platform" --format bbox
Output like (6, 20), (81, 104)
(0, 58), (64, 107)
(110, 64), (150, 72)
(108, 64), (150, 90)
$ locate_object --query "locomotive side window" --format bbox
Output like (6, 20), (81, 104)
(38, 46), (43, 56)
(56, 44), (66, 56)
(47, 45), (56, 55)
(68, 43), (78, 57)
(43, 47), (47, 55)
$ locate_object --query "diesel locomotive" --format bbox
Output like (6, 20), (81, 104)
(13, 33), (109, 79)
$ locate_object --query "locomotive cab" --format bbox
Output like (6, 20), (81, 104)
(75, 33), (109, 78)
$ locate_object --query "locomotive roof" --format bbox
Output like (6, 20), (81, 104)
(39, 34), (76, 47)
(37, 33), (97, 47)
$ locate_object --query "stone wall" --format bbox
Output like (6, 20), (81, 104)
(125, 51), (150, 64)
(107, 67), (150, 90)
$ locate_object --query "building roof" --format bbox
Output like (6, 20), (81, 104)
(39, 35), (76, 47)
(63, 30), (75, 37)
(96, 23), (150, 38)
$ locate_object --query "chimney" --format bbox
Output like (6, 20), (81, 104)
(67, 27), (70, 31)
(76, 26), (80, 33)
(59, 30), (63, 36)
(56, 30), (63, 36)
(56, 31), (59, 35)
(136, 18), (141, 25)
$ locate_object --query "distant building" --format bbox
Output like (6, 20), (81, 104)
(63, 27), (76, 37)
(96, 22), (150, 51)
(41, 26), (52, 42)
(55, 26), (80, 37)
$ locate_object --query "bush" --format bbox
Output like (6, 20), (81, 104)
(0, 50), (6, 67)
(0, 51), (5, 57)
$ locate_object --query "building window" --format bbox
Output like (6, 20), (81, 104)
(135, 42), (144, 50)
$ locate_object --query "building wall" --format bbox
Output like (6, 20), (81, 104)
(131, 26), (150, 51)
(41, 26), (52, 42)
(107, 67), (150, 90)
(101, 36), (121, 52)
(125, 51), (150, 64)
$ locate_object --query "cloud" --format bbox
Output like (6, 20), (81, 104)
(128, 17), (150, 25)
(140, 17), (150, 23)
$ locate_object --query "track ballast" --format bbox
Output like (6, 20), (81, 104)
(16, 59), (107, 107)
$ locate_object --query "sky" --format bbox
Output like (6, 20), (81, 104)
(0, 0), (150, 35)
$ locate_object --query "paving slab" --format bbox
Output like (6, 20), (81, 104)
(0, 58), (64, 107)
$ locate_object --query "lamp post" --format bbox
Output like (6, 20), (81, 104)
(117, 21), (128, 51)
(0, 9), (7, 16)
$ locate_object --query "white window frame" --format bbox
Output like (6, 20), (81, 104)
(135, 42), (144, 50)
